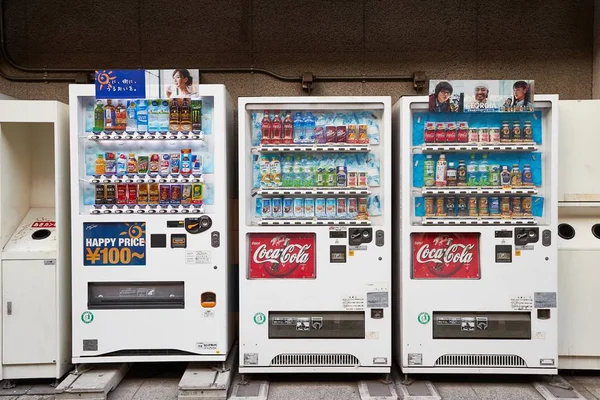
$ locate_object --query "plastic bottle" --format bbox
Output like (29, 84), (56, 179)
(423, 154), (435, 186)
(283, 113), (294, 144)
(115, 101), (127, 133)
(479, 153), (489, 186)
(261, 111), (272, 145)
(467, 154), (478, 186)
(293, 112), (304, 144)
(270, 156), (282, 187)
(303, 154), (315, 187)
(116, 153), (127, 176)
(446, 162), (457, 186)
(95, 154), (106, 175)
(126, 100), (138, 132)
(293, 155), (304, 187)
(159, 100), (170, 133)
(85, 99), (95, 132)
(282, 155), (294, 187)
(457, 160), (467, 186)
(93, 100), (104, 133)
(148, 100), (159, 133)
(435, 154), (447, 187)
(304, 112), (316, 143)
(271, 112), (282, 144)
(104, 99), (115, 132)
(136, 100), (148, 132)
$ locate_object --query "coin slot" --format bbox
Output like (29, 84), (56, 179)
(592, 224), (600, 240)
(557, 223), (575, 240)
(31, 229), (51, 240)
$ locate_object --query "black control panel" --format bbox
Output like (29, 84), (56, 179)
(185, 216), (212, 234)
(515, 227), (539, 246)
(348, 228), (372, 246)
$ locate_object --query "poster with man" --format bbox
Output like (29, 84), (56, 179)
(428, 80), (534, 113)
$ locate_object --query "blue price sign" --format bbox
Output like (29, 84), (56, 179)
(95, 69), (146, 99)
(84, 222), (146, 266)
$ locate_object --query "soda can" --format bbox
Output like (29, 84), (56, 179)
(445, 122), (457, 142)
(501, 196), (511, 217)
(262, 198), (272, 217)
(149, 183), (159, 205)
(512, 197), (522, 216)
(358, 198), (369, 219)
(326, 198), (336, 219)
(424, 196), (435, 216)
(271, 197), (283, 217)
(192, 184), (203, 205)
(435, 122), (446, 143)
(283, 198), (294, 217)
(126, 184), (136, 205)
(457, 122), (469, 142)
(326, 126), (336, 143)
(117, 183), (127, 205)
(348, 198), (358, 218)
(315, 198), (326, 218)
(159, 184), (170, 204)
(445, 196), (456, 217)
(304, 198), (315, 217)
(478, 128), (490, 143)
(358, 124), (368, 144)
(468, 128), (479, 143)
(255, 197), (263, 217)
(336, 126), (347, 143)
(138, 156), (149, 174)
(457, 196), (468, 216)
(436, 197), (445, 216)
(358, 172), (368, 187)
(522, 197), (532, 216)
(315, 126), (326, 143)
(337, 198), (347, 218)
(170, 184), (182, 204)
(138, 183), (148, 205)
(523, 121), (533, 142)
(181, 184), (192, 205)
(500, 121), (511, 142)
(347, 125), (358, 143)
(337, 166), (347, 187)
(489, 197), (500, 215)
(479, 196), (489, 216)
(95, 184), (106, 205)
(468, 196), (478, 216)
(424, 122), (436, 143)
(490, 128), (501, 143)
(512, 121), (522, 142)
(348, 172), (358, 187)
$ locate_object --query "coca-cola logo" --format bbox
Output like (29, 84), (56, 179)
(250, 235), (313, 278)
(414, 234), (477, 277)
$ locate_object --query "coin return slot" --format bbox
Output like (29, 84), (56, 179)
(537, 309), (551, 320)
(558, 223), (575, 240)
(32, 229), (51, 240)
(592, 224), (600, 240)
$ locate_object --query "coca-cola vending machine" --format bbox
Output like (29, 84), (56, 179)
(393, 88), (559, 374)
(239, 97), (392, 373)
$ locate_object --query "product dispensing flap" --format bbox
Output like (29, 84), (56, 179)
(88, 281), (184, 309)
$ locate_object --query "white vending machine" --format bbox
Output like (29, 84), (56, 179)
(238, 97), (392, 373)
(0, 100), (71, 379)
(556, 100), (600, 369)
(70, 84), (234, 363)
(394, 94), (559, 374)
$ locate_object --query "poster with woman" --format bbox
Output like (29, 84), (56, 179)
(161, 69), (200, 98)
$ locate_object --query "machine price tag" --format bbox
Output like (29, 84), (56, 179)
(83, 222), (146, 266)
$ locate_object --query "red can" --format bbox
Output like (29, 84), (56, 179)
(435, 122), (446, 143)
(336, 126), (347, 143)
(348, 197), (358, 214)
(127, 183), (138, 205)
(457, 122), (469, 142)
(337, 198), (347, 216)
(117, 183), (127, 205)
(347, 125), (358, 144)
(159, 184), (171, 204)
(445, 122), (457, 142)
(424, 122), (435, 143)
(326, 126), (336, 143)
(358, 172), (368, 187)
(358, 125), (369, 144)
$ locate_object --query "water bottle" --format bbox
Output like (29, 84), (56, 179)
(304, 112), (316, 143)
(479, 153), (489, 186)
(293, 112), (304, 144)
(467, 154), (478, 186)
(136, 100), (148, 132)
(126, 100), (138, 133)
(159, 100), (170, 133)
(148, 100), (159, 133)
(293, 155), (304, 187)
(303, 154), (315, 187)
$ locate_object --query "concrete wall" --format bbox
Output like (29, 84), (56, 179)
(0, 0), (594, 103)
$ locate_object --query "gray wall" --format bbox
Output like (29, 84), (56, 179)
(0, 0), (594, 103)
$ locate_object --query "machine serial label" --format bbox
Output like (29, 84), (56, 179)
(197, 342), (218, 350)
(510, 296), (533, 310)
(342, 296), (365, 311)
(185, 250), (211, 264)
(349, 245), (367, 251)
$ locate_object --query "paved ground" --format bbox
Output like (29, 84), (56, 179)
(1, 364), (600, 399)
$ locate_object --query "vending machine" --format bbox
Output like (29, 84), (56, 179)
(0, 100), (71, 379)
(394, 93), (558, 374)
(70, 84), (234, 363)
(238, 97), (392, 373)
(556, 100), (600, 369)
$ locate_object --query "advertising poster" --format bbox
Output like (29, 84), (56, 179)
(428, 80), (535, 113)
(248, 233), (316, 279)
(84, 222), (146, 266)
(145, 69), (200, 99)
(412, 232), (480, 279)
(95, 69), (146, 99)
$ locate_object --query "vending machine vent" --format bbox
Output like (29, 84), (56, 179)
(435, 354), (527, 367)
(270, 353), (359, 366)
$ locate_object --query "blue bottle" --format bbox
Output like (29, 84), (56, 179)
(148, 100), (159, 133)
(136, 100), (148, 133)
(304, 112), (316, 143)
(293, 112), (304, 144)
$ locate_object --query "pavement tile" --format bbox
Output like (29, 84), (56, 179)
(130, 378), (179, 400)
(471, 382), (544, 400)
(434, 382), (481, 400)
(107, 378), (145, 400)
(267, 382), (361, 400)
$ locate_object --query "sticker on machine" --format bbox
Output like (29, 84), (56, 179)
(196, 342), (218, 350)
(367, 292), (389, 308)
(342, 295), (365, 311)
(411, 232), (480, 279)
(186, 250), (211, 264)
(83, 222), (146, 266)
(202, 310), (215, 318)
(534, 292), (557, 308)
(510, 296), (533, 310)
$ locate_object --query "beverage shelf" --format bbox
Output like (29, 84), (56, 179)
(87, 175), (203, 184)
(89, 205), (204, 214)
(255, 144), (370, 153)
(420, 186), (537, 196)
(86, 132), (205, 141)
(421, 217), (536, 225)
(257, 187), (370, 196)
(259, 219), (370, 226)
(419, 143), (537, 153)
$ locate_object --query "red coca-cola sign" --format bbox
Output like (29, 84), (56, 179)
(248, 233), (316, 279)
(412, 232), (480, 279)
